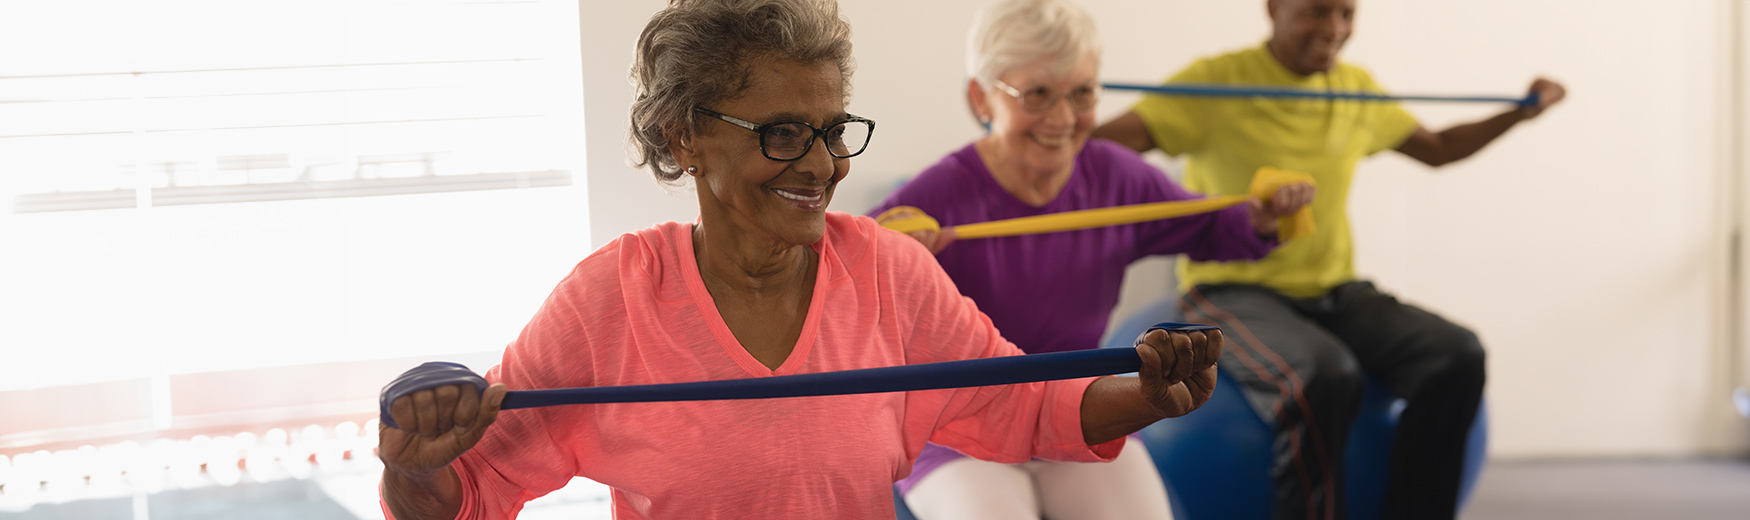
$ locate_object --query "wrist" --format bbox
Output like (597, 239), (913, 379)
(1509, 105), (1536, 122)
(382, 466), (465, 520)
(384, 461), (449, 483)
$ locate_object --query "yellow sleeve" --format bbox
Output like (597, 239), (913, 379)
(1130, 60), (1213, 156)
(1358, 70), (1420, 154)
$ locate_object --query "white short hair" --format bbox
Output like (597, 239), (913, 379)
(966, 0), (1102, 88)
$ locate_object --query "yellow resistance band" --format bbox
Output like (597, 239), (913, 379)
(877, 166), (1316, 241)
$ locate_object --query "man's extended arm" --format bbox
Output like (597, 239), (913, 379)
(1395, 77), (1566, 167)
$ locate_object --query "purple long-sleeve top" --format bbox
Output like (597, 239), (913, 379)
(870, 139), (1277, 493)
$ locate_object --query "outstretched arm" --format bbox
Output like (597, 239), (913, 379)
(1396, 77), (1566, 167)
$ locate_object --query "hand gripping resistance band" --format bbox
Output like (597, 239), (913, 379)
(1102, 82), (1541, 107)
(379, 322), (1218, 429)
(877, 166), (1316, 242)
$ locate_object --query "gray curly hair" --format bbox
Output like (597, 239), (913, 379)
(630, 0), (855, 185)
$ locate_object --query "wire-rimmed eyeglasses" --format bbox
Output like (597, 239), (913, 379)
(693, 107), (875, 161)
(990, 79), (1101, 113)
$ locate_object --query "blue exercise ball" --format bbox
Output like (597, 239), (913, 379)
(893, 376), (1485, 520)
(895, 293), (1486, 520)
(1108, 295), (1487, 520)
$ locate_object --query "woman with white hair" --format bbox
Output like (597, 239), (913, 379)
(375, 1), (1227, 519)
(871, 0), (1313, 518)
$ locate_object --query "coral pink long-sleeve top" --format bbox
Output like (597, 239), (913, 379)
(381, 213), (1122, 520)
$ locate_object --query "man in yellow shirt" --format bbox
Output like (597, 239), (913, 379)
(1092, 0), (1564, 519)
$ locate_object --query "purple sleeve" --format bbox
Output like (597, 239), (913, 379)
(1149, 204), (1278, 262)
(867, 193), (900, 220)
(1087, 140), (1277, 262)
(865, 146), (992, 249)
(867, 152), (970, 221)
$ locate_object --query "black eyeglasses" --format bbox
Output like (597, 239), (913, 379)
(990, 79), (1100, 113)
(694, 107), (875, 161)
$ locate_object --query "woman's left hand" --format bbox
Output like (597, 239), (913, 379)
(1134, 327), (1223, 418)
(1247, 182), (1316, 237)
(904, 228), (957, 255)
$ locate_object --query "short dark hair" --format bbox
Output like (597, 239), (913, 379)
(628, 0), (855, 185)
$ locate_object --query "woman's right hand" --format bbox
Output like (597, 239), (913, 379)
(378, 383), (508, 478)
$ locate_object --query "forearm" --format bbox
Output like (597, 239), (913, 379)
(383, 466), (464, 520)
(1427, 109), (1529, 166)
(1205, 206), (1277, 261)
(1079, 376), (1169, 445)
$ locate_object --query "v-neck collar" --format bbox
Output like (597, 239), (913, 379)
(676, 223), (828, 378)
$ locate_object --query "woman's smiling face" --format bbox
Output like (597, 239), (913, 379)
(681, 57), (851, 247)
(979, 54), (1099, 177)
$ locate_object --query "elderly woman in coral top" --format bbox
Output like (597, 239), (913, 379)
(374, 1), (1222, 519)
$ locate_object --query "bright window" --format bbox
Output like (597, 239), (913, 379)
(0, 0), (596, 513)
(0, 0), (591, 390)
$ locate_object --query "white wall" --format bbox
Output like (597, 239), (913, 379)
(578, 0), (1750, 459)
(1735, 0), (1750, 439)
(1337, 0), (1746, 459)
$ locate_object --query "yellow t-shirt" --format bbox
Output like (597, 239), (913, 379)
(1132, 44), (1420, 298)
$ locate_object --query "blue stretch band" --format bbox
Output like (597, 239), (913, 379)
(379, 322), (1216, 428)
(1103, 82), (1538, 107)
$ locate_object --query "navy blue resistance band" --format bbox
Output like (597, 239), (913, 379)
(1102, 82), (1540, 107)
(379, 322), (1218, 429)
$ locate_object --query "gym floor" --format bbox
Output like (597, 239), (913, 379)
(3, 458), (1747, 519)
(1462, 458), (1750, 520)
